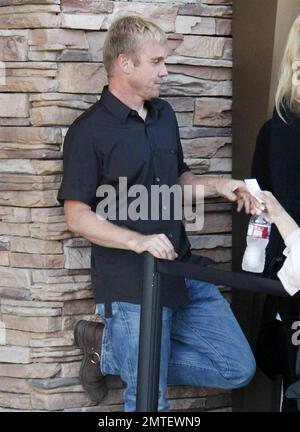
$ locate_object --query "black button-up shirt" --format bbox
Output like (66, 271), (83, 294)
(57, 86), (192, 308)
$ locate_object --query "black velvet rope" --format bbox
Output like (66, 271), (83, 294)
(157, 259), (300, 299)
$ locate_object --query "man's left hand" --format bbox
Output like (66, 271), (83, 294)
(215, 178), (263, 214)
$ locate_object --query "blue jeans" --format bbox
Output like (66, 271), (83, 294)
(97, 278), (256, 412)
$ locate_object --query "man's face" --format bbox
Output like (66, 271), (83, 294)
(128, 40), (168, 100)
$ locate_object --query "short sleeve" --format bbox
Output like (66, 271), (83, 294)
(174, 114), (191, 178)
(251, 119), (272, 191)
(57, 122), (101, 208)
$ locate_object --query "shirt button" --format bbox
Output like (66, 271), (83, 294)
(170, 149), (176, 154)
(162, 205), (167, 210)
(155, 177), (160, 182)
(168, 233), (173, 239)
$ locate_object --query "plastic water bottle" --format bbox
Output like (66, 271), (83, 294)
(242, 214), (271, 273)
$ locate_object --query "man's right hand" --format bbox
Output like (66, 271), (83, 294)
(128, 233), (178, 260)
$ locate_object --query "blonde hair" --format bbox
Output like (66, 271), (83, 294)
(103, 15), (167, 77)
(276, 15), (300, 121)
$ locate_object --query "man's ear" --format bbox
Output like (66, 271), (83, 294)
(117, 54), (132, 74)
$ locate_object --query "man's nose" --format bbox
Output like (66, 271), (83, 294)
(159, 63), (168, 77)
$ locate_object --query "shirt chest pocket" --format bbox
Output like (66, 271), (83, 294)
(152, 147), (178, 175)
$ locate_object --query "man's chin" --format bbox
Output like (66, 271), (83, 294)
(149, 88), (160, 99)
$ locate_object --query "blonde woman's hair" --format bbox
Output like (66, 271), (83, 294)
(276, 15), (300, 121)
(103, 15), (167, 77)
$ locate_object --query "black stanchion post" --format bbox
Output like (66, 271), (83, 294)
(136, 252), (163, 412)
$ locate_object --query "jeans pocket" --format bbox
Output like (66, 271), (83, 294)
(96, 303), (119, 375)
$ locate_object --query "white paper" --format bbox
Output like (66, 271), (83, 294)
(244, 178), (264, 203)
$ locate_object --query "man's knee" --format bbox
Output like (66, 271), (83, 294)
(229, 357), (256, 389)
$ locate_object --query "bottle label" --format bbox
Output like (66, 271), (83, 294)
(247, 223), (270, 239)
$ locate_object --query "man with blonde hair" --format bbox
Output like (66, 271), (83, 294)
(58, 15), (257, 411)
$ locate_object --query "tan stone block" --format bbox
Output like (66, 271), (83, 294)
(0, 377), (31, 393)
(0, 287), (31, 300)
(166, 64), (232, 81)
(0, 392), (31, 410)
(32, 160), (62, 175)
(31, 268), (90, 285)
(5, 329), (32, 346)
(0, 267), (31, 288)
(0, 148), (61, 160)
(60, 361), (80, 378)
(61, 0), (113, 14)
(194, 98), (232, 126)
(0, 222), (30, 236)
(0, 251), (9, 266)
(0, 206), (31, 223)
(107, 2), (178, 33)
(61, 13), (107, 30)
(63, 299), (96, 316)
(0, 191), (60, 207)
(29, 28), (88, 51)
(0, 236), (9, 251)
(31, 389), (94, 410)
(31, 207), (65, 223)
(160, 74), (231, 97)
(30, 106), (83, 126)
(27, 51), (57, 61)
(196, 211), (231, 234)
(0, 35), (28, 61)
(10, 237), (62, 254)
(164, 97), (194, 112)
(204, 0), (232, 4)
(2, 0), (60, 4)
(30, 287), (92, 302)
(30, 333), (74, 348)
(29, 222), (72, 240)
(216, 18), (232, 35)
(0, 118), (30, 126)
(3, 314), (62, 332)
(0, 94), (29, 118)
(30, 347), (80, 362)
(1, 298), (62, 308)
(181, 137), (232, 158)
(0, 159), (61, 175)
(2, 304), (61, 318)
(0, 174), (62, 191)
(179, 3), (232, 18)
(0, 126), (61, 145)
(0, 4), (60, 13)
(64, 245), (91, 270)
(0, 362), (61, 379)
(86, 31), (106, 62)
(209, 157), (232, 172)
(2, 74), (58, 92)
(58, 62), (107, 93)
(189, 234), (231, 250)
(9, 252), (65, 269)
(175, 16), (216, 34)
(185, 157), (231, 174)
(175, 35), (227, 58)
(0, 13), (60, 29)
(0, 346), (31, 363)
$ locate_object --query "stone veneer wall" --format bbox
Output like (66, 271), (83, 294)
(0, 0), (233, 411)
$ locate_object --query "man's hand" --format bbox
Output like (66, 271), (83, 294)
(215, 178), (264, 214)
(128, 233), (178, 260)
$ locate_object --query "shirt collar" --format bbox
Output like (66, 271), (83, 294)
(100, 85), (160, 123)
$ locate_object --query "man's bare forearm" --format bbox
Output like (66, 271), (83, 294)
(67, 206), (143, 251)
(179, 171), (222, 200)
